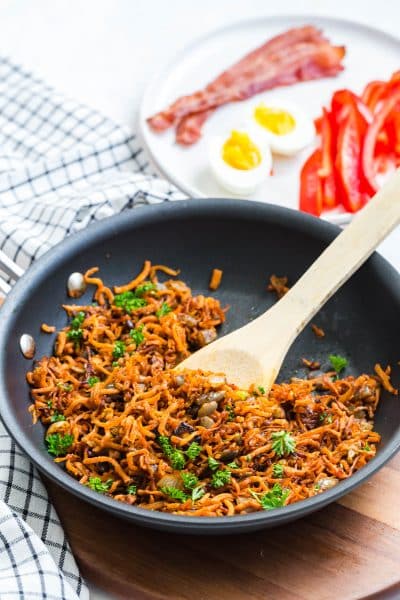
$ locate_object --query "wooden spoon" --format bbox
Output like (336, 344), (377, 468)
(178, 169), (400, 392)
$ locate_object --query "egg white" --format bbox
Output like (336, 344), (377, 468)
(248, 100), (315, 157)
(208, 130), (272, 195)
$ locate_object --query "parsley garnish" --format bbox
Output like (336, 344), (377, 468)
(67, 329), (83, 343)
(329, 354), (348, 374)
(130, 325), (145, 346)
(181, 472), (199, 490)
(211, 469), (231, 488)
(363, 443), (371, 452)
(46, 433), (74, 456)
(319, 412), (333, 424)
(50, 412), (65, 423)
(87, 477), (113, 493)
(158, 435), (186, 470)
(67, 311), (85, 344)
(227, 461), (239, 469)
(126, 484), (137, 495)
(57, 382), (72, 391)
(46, 400), (53, 409)
(185, 441), (202, 460)
(114, 291), (147, 313)
(250, 483), (289, 510)
(226, 405), (235, 421)
(258, 386), (266, 395)
(112, 340), (126, 359)
(70, 311), (85, 329)
(272, 463), (284, 478)
(208, 457), (220, 471)
(87, 376), (99, 387)
(271, 431), (296, 457)
(191, 485), (205, 503)
(135, 282), (156, 296)
(156, 302), (172, 318)
(160, 486), (188, 502)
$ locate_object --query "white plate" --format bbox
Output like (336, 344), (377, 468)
(139, 15), (400, 224)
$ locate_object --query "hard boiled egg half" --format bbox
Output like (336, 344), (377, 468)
(249, 100), (315, 156)
(209, 129), (272, 195)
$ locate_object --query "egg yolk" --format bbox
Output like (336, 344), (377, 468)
(222, 130), (262, 170)
(254, 105), (296, 135)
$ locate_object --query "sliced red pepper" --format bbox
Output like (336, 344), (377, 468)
(362, 88), (400, 193)
(318, 107), (337, 209)
(335, 99), (369, 213)
(299, 149), (323, 216)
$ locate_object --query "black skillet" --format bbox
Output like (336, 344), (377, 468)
(1, 198), (400, 534)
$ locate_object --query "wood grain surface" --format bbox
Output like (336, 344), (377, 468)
(45, 453), (400, 600)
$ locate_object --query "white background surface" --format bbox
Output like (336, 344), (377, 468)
(0, 1), (399, 598)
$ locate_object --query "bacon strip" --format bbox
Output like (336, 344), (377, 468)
(147, 26), (345, 146)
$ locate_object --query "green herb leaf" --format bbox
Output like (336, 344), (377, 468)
(226, 405), (235, 421)
(227, 461), (239, 469)
(211, 469), (231, 488)
(362, 443), (371, 452)
(329, 354), (348, 374)
(46, 433), (74, 456)
(50, 412), (65, 423)
(156, 302), (172, 318)
(208, 457), (220, 471)
(272, 463), (284, 478)
(126, 484), (137, 495)
(87, 477), (113, 494)
(67, 328), (83, 343)
(191, 485), (205, 503)
(185, 442), (202, 460)
(158, 435), (186, 470)
(46, 400), (53, 409)
(135, 282), (156, 297)
(114, 291), (147, 313)
(57, 382), (73, 392)
(250, 483), (289, 510)
(170, 450), (185, 470)
(181, 472), (199, 490)
(129, 325), (145, 346)
(160, 486), (188, 503)
(67, 311), (85, 344)
(271, 431), (296, 457)
(258, 386), (266, 395)
(70, 311), (85, 329)
(319, 412), (333, 424)
(112, 340), (126, 359)
(87, 376), (100, 387)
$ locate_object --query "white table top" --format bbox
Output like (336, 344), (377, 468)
(1, 1), (399, 598)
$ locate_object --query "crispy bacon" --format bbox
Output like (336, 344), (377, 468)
(147, 26), (345, 145)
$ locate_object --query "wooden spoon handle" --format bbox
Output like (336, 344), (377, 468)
(260, 168), (400, 342)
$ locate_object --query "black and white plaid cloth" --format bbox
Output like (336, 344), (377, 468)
(0, 57), (184, 599)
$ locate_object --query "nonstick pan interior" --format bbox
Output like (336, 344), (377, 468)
(1, 198), (400, 534)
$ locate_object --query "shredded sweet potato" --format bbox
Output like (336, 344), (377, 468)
(268, 274), (289, 299)
(27, 262), (386, 516)
(311, 323), (325, 338)
(209, 268), (223, 291)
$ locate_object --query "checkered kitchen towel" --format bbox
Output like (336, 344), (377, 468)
(0, 57), (184, 599)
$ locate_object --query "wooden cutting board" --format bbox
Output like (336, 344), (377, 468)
(45, 452), (400, 600)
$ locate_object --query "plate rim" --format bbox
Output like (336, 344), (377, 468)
(138, 13), (400, 225)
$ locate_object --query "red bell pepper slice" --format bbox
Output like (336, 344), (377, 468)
(335, 98), (369, 213)
(299, 149), (323, 216)
(318, 107), (337, 209)
(362, 88), (400, 193)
